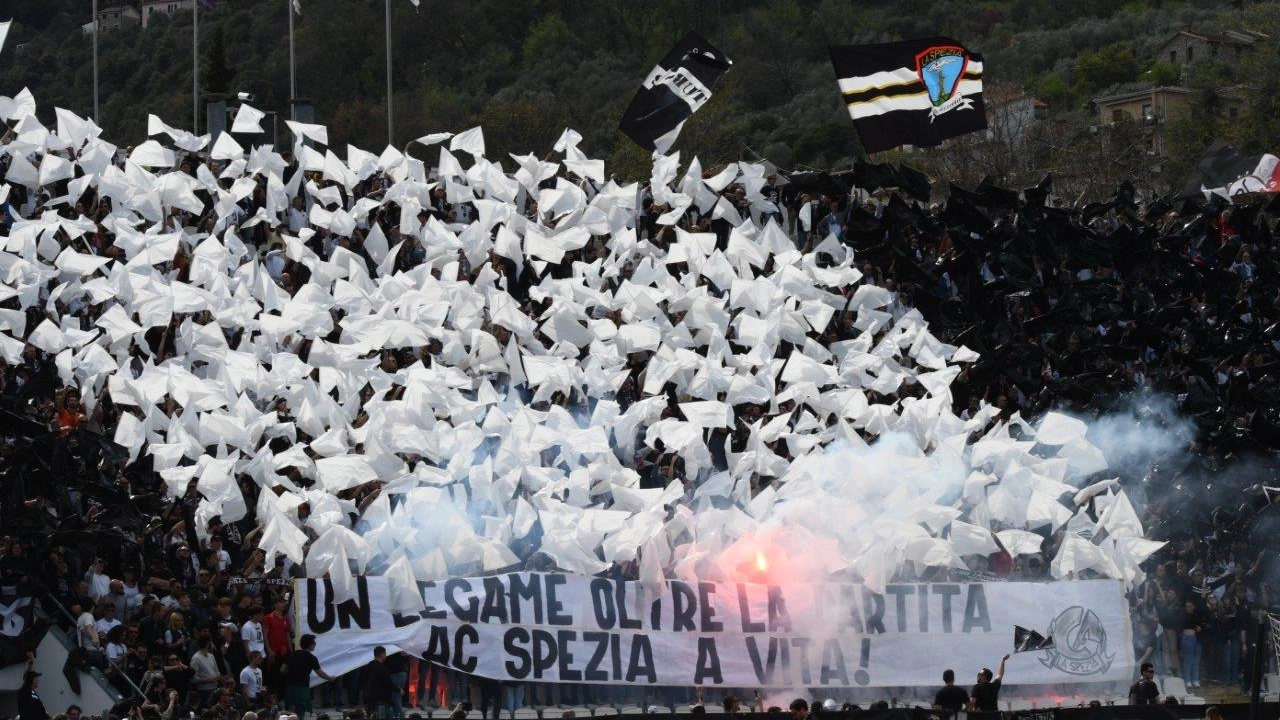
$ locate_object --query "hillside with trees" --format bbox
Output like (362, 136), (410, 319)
(2, 0), (1278, 196)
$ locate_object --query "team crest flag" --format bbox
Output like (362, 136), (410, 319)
(829, 37), (987, 154)
(619, 31), (732, 154)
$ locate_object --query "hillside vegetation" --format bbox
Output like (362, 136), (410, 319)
(2, 0), (1278, 191)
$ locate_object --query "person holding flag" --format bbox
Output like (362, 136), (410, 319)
(968, 654), (1009, 713)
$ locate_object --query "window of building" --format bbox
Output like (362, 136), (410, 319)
(1170, 50), (1177, 63)
(1229, 107), (1238, 120)
(1187, 46), (1194, 62)
(1141, 103), (1152, 120)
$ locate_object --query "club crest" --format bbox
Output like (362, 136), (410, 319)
(916, 46), (975, 121)
(1038, 606), (1114, 676)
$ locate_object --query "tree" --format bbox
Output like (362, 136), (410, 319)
(1072, 43), (1141, 97)
(521, 13), (575, 70)
(201, 24), (235, 95)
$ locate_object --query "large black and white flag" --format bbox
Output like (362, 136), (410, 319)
(619, 31), (732, 154)
(0, 583), (44, 666)
(1183, 140), (1280, 199)
(829, 37), (986, 154)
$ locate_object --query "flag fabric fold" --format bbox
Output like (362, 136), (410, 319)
(619, 31), (732, 154)
(829, 37), (987, 154)
(1013, 624), (1055, 653)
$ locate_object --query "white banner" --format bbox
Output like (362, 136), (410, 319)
(294, 574), (1133, 688)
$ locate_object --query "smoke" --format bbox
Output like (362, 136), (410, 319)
(1073, 391), (1196, 483)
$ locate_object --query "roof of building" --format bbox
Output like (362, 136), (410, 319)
(1158, 28), (1271, 48)
(1094, 85), (1193, 105)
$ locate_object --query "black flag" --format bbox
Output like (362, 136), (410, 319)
(829, 37), (987, 154)
(1181, 140), (1280, 198)
(619, 31), (732, 154)
(0, 582), (46, 666)
(1013, 625), (1054, 653)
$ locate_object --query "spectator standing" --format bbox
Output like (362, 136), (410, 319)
(240, 650), (265, 708)
(18, 655), (47, 720)
(1179, 599), (1205, 688)
(968, 654), (1009, 712)
(262, 595), (292, 694)
(933, 668), (969, 712)
(282, 634), (334, 720)
(192, 636), (228, 705)
(241, 605), (266, 659)
(1128, 662), (1160, 704)
(364, 646), (394, 719)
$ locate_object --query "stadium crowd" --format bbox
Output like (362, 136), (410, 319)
(0, 118), (1277, 720)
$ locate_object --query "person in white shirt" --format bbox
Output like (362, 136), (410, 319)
(84, 558), (111, 601)
(263, 248), (287, 282)
(239, 651), (265, 707)
(94, 604), (122, 637)
(206, 536), (232, 573)
(241, 605), (265, 657)
(287, 196), (308, 234)
(70, 600), (100, 651)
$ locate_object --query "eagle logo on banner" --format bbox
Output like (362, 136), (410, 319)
(915, 46), (974, 121)
(1038, 606), (1114, 675)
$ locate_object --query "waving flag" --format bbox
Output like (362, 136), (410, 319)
(830, 37), (987, 154)
(1013, 625), (1055, 653)
(1185, 141), (1280, 199)
(619, 31), (732, 154)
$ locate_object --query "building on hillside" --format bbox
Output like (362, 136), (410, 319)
(141, 0), (196, 28)
(1155, 29), (1270, 78)
(986, 93), (1048, 147)
(1093, 85), (1247, 156)
(95, 4), (141, 31)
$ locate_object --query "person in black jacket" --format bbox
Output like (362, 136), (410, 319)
(934, 668), (970, 712)
(1129, 662), (1161, 704)
(363, 646), (394, 719)
(18, 664), (48, 720)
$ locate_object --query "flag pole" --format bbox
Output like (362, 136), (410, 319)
(92, 0), (99, 120)
(288, 0), (296, 121)
(385, 0), (393, 145)
(192, 0), (199, 133)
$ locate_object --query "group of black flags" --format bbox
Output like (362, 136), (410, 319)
(620, 32), (987, 155)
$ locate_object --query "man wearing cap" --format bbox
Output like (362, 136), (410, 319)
(1129, 663), (1160, 705)
(18, 655), (47, 720)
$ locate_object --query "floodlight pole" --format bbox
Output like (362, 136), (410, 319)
(92, 0), (99, 120)
(193, 0), (199, 133)
(288, 0), (296, 120)
(385, 0), (393, 145)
